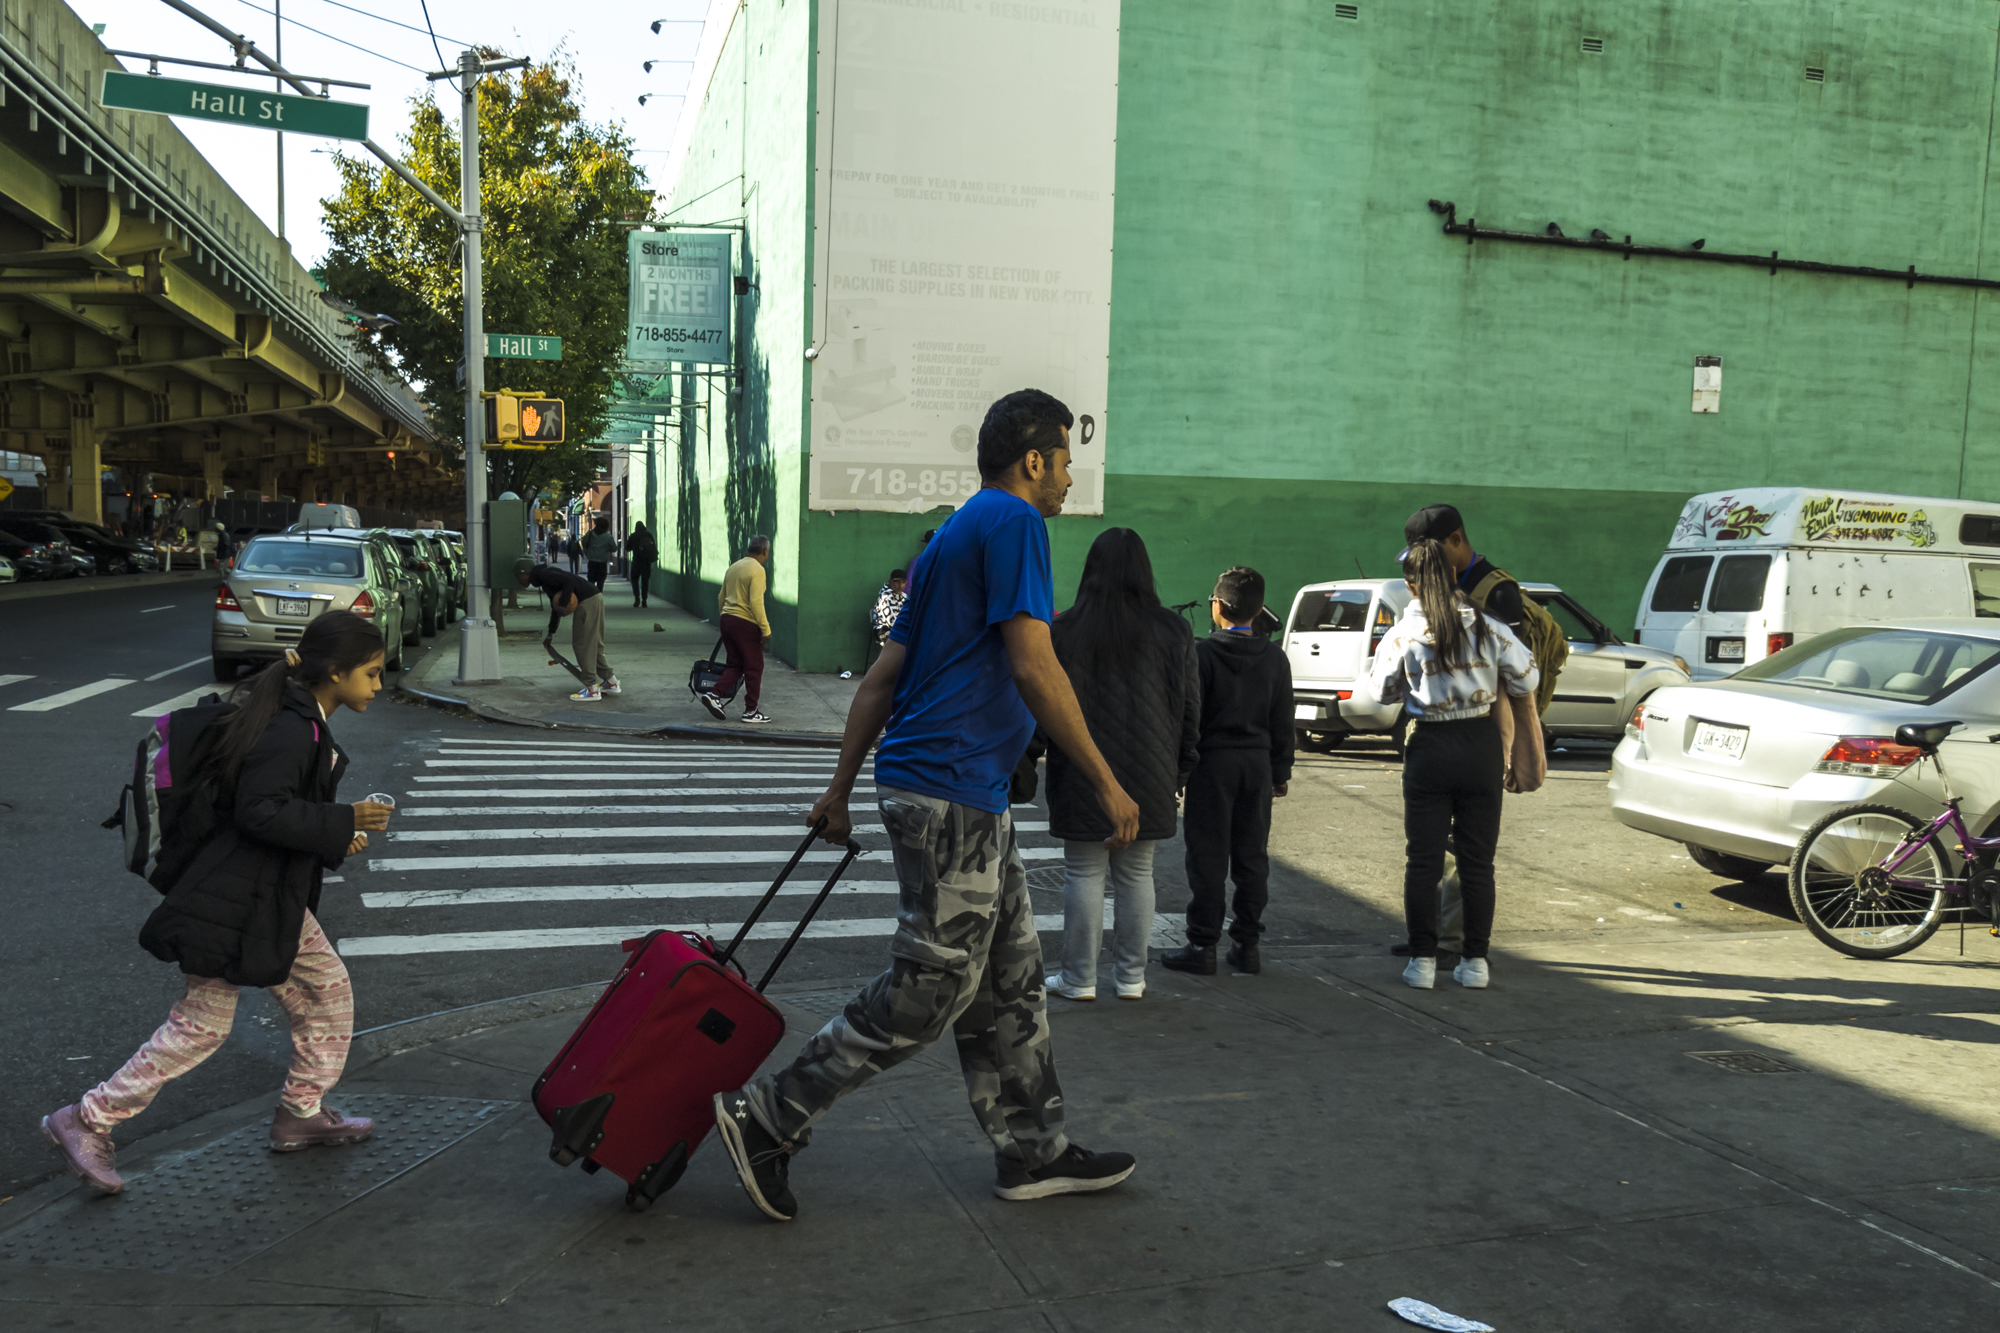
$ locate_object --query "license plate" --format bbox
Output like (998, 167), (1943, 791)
(1295, 704), (1319, 721)
(277, 598), (311, 617)
(1691, 720), (1749, 761)
(1716, 640), (1744, 661)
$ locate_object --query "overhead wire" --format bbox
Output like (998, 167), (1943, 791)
(416, 0), (455, 86)
(221, 0), (432, 75)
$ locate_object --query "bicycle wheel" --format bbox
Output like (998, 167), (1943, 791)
(1789, 804), (1950, 959)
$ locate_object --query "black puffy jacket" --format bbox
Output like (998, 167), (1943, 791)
(139, 687), (354, 986)
(1041, 607), (1201, 843)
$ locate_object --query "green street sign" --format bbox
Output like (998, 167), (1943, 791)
(486, 333), (563, 361)
(100, 70), (369, 141)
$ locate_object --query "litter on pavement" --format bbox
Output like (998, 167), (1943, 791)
(1388, 1297), (1496, 1332)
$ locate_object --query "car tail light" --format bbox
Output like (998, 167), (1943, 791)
(351, 589), (377, 619)
(1629, 704), (1647, 733)
(214, 583), (241, 612)
(1369, 602), (1395, 656)
(1815, 737), (1925, 778)
(1767, 632), (1794, 656)
(1336, 690), (1352, 701)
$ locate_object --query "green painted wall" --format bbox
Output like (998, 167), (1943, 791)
(666, 0), (2000, 672)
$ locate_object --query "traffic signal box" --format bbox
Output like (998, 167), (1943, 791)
(482, 389), (565, 449)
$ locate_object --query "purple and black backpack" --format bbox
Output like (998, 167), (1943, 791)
(102, 697), (235, 890)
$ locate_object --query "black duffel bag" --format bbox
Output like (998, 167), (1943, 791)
(688, 638), (738, 701)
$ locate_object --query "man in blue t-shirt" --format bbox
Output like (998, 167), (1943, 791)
(715, 389), (1141, 1223)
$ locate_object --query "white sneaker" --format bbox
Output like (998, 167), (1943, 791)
(1453, 957), (1490, 989)
(569, 686), (602, 702)
(1402, 957), (1436, 989)
(1045, 973), (1096, 1001)
(600, 677), (622, 696)
(1115, 981), (1145, 1001)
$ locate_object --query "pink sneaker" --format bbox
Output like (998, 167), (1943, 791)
(41, 1104), (124, 1194)
(269, 1105), (374, 1153)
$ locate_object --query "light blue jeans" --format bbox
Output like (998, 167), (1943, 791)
(1053, 839), (1158, 991)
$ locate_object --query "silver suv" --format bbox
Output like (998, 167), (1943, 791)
(212, 531), (411, 679)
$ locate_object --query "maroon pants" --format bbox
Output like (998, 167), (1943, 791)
(715, 613), (765, 710)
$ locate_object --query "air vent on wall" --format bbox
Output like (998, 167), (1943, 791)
(1581, 37), (1604, 53)
(1335, 3), (1359, 18)
(1805, 66), (1826, 82)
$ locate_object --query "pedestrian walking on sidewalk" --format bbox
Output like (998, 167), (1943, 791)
(1360, 537), (1545, 992)
(581, 515), (616, 591)
(701, 536), (774, 725)
(41, 611), (394, 1195)
(519, 557), (619, 702)
(565, 532), (581, 574)
(869, 568), (908, 659)
(713, 388), (1142, 1223)
(543, 528), (564, 566)
(1161, 566), (1294, 978)
(1041, 528), (1199, 1002)
(628, 521), (658, 607)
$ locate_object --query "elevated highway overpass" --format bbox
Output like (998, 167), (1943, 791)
(0, 0), (448, 525)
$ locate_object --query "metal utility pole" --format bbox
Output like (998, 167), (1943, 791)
(273, 0), (283, 242)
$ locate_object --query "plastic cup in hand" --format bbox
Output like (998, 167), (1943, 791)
(365, 792), (396, 815)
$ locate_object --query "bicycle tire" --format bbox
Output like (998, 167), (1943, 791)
(1789, 803), (1950, 960)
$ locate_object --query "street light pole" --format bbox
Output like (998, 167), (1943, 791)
(454, 47), (503, 684)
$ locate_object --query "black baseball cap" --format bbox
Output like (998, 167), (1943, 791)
(1403, 504), (1465, 546)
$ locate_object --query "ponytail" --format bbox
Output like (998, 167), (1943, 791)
(1402, 538), (1487, 668)
(206, 609), (384, 785)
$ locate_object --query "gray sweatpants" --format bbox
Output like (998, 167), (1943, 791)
(571, 594), (612, 684)
(743, 787), (1069, 1172)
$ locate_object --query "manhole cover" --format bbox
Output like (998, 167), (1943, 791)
(0, 1095), (507, 1275)
(1685, 1050), (1803, 1074)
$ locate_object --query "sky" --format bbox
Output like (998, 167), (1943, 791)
(83, 0), (713, 267)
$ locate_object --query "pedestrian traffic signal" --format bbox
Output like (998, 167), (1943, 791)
(482, 389), (565, 449)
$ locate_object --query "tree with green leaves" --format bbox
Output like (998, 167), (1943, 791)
(319, 52), (650, 502)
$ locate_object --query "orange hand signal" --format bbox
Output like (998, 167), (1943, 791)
(521, 404), (542, 437)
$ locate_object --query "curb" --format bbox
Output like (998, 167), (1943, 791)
(0, 569), (219, 604)
(394, 678), (845, 749)
(348, 981), (607, 1068)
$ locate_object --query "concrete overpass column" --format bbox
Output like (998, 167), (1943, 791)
(202, 441), (225, 501)
(43, 446), (68, 512)
(258, 463), (280, 500)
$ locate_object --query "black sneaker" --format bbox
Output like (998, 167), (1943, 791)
(741, 711), (773, 725)
(1158, 944), (1215, 975)
(994, 1144), (1137, 1201)
(713, 1091), (796, 1221)
(1226, 941), (1261, 974)
(698, 692), (727, 721)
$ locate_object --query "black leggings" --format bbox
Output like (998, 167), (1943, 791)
(1402, 713), (1503, 959)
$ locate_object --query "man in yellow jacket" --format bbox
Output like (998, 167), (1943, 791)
(703, 535), (773, 724)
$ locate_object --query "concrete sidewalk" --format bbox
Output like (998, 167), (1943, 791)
(4, 926), (1997, 1330)
(400, 594), (858, 743)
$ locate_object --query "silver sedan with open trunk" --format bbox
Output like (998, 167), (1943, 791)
(1609, 619), (2000, 881)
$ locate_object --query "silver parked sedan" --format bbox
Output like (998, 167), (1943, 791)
(212, 532), (410, 678)
(1609, 619), (2000, 878)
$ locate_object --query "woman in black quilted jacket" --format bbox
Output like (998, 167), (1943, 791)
(40, 611), (395, 1196)
(1041, 529), (1200, 1001)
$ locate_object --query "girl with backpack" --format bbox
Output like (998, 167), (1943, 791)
(41, 610), (395, 1195)
(1362, 538), (1545, 992)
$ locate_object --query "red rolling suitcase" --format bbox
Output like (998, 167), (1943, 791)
(532, 822), (863, 1209)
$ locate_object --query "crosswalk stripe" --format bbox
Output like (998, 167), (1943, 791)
(337, 914), (1071, 957)
(407, 771), (858, 783)
(8, 678), (132, 712)
(433, 738), (839, 755)
(367, 845), (1062, 873)
(389, 823), (890, 843)
(361, 879), (901, 909)
(434, 747), (838, 761)
(421, 758), (838, 769)
(132, 686), (219, 717)
(400, 802), (874, 817)
(0, 675), (32, 689)
(407, 786), (876, 799)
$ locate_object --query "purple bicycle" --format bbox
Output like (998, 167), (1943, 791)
(1791, 720), (2000, 959)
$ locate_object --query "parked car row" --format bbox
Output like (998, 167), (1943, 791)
(214, 520), (466, 679)
(0, 510), (162, 580)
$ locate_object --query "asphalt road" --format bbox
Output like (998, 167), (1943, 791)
(0, 581), (1803, 1195)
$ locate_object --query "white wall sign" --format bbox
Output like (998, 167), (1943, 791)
(1692, 355), (1722, 413)
(628, 231), (732, 366)
(807, 0), (1121, 514)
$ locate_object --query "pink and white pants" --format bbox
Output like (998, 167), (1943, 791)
(81, 911), (354, 1134)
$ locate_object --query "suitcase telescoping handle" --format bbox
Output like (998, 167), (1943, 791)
(715, 817), (865, 989)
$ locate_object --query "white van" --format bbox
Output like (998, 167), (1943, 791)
(1635, 488), (2000, 680)
(295, 502), (362, 530)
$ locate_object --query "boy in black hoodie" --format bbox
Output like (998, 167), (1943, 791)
(1161, 566), (1294, 976)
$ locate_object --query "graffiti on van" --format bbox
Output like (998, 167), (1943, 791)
(1799, 494), (1938, 547)
(1674, 494), (1775, 542)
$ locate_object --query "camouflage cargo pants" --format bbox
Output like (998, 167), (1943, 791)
(742, 787), (1070, 1171)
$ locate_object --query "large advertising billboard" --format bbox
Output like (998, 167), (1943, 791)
(627, 230), (732, 366)
(807, 1), (1121, 515)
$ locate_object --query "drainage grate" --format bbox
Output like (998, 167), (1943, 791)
(1581, 36), (1604, 53)
(1026, 866), (1066, 893)
(0, 1095), (507, 1276)
(1685, 1050), (1803, 1075)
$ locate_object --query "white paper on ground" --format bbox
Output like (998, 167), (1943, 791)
(1387, 1298), (1495, 1332)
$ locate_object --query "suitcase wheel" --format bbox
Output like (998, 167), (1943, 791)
(547, 1092), (616, 1167)
(581, 1158), (603, 1175)
(625, 1140), (690, 1212)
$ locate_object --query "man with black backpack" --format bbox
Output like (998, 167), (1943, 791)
(1394, 505), (1567, 962)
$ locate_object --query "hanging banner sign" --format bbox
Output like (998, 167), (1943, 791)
(626, 231), (732, 365)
